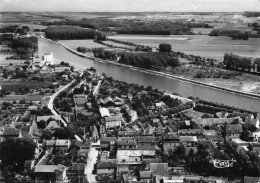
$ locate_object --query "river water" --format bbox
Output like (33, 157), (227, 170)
(38, 38), (260, 111)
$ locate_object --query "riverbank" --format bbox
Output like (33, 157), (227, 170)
(41, 38), (260, 100)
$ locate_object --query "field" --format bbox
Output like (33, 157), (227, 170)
(103, 40), (135, 49)
(109, 35), (260, 61)
(0, 95), (43, 101)
(0, 81), (53, 91)
(58, 40), (109, 50)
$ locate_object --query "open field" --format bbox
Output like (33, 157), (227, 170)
(0, 94), (43, 101)
(58, 40), (109, 50)
(0, 81), (53, 91)
(103, 40), (135, 49)
(109, 34), (260, 61)
(0, 56), (25, 65)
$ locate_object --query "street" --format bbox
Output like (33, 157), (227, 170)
(85, 142), (99, 183)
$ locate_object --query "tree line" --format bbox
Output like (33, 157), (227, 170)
(223, 53), (260, 72)
(42, 18), (213, 35)
(7, 36), (38, 60)
(92, 48), (180, 70)
(44, 26), (106, 40)
(209, 29), (253, 40)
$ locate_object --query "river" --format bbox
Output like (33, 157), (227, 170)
(38, 38), (260, 111)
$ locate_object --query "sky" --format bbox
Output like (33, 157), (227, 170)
(0, 0), (260, 12)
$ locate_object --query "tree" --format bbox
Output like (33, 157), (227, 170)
(41, 129), (53, 140)
(54, 128), (69, 139)
(175, 144), (186, 159)
(0, 137), (36, 170)
(159, 43), (172, 53)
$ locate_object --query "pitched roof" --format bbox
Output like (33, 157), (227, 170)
(163, 132), (179, 140)
(100, 137), (117, 143)
(117, 149), (156, 157)
(71, 163), (85, 171)
(97, 160), (117, 169)
(179, 136), (198, 142)
(35, 165), (57, 173)
(103, 96), (114, 104)
(37, 115), (62, 122)
(1, 127), (19, 136)
(99, 107), (110, 117)
(136, 136), (156, 143)
(226, 124), (243, 134)
(97, 98), (104, 105)
(117, 140), (137, 146)
(150, 163), (168, 176)
(140, 170), (153, 179)
(105, 116), (122, 122)
(28, 106), (38, 111)
(45, 121), (60, 130)
(118, 130), (135, 137)
(56, 164), (66, 172)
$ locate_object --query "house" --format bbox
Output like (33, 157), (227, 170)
(105, 116), (123, 129)
(29, 120), (41, 143)
(136, 136), (156, 150)
(97, 98), (105, 106)
(178, 129), (202, 136)
(99, 107), (110, 117)
(250, 118), (260, 129)
(140, 170), (153, 181)
(250, 129), (260, 142)
(34, 164), (67, 183)
(162, 132), (180, 152)
(45, 139), (70, 153)
(100, 137), (117, 151)
(150, 163), (168, 176)
(70, 163), (85, 176)
(45, 121), (60, 131)
(81, 139), (91, 150)
(54, 66), (70, 73)
(179, 136), (198, 155)
(103, 96), (114, 106)
(117, 139), (137, 149)
(118, 131), (136, 138)
(28, 105), (38, 111)
(96, 159), (117, 175)
(155, 101), (167, 110)
(205, 135), (225, 145)
(117, 149), (156, 172)
(113, 96), (124, 106)
(0, 126), (19, 141)
(56, 164), (67, 182)
(152, 118), (160, 125)
(225, 124), (243, 138)
(216, 111), (229, 118)
(74, 94), (87, 110)
(252, 143), (260, 153)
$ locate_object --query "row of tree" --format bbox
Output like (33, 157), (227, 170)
(92, 48), (180, 70)
(223, 53), (260, 72)
(42, 18), (212, 35)
(44, 26), (106, 40)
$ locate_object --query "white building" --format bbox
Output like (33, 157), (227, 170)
(32, 52), (54, 69)
(43, 52), (54, 65)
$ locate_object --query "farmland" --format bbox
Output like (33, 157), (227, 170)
(0, 81), (53, 92)
(58, 40), (108, 50)
(109, 34), (260, 61)
(0, 94), (43, 101)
